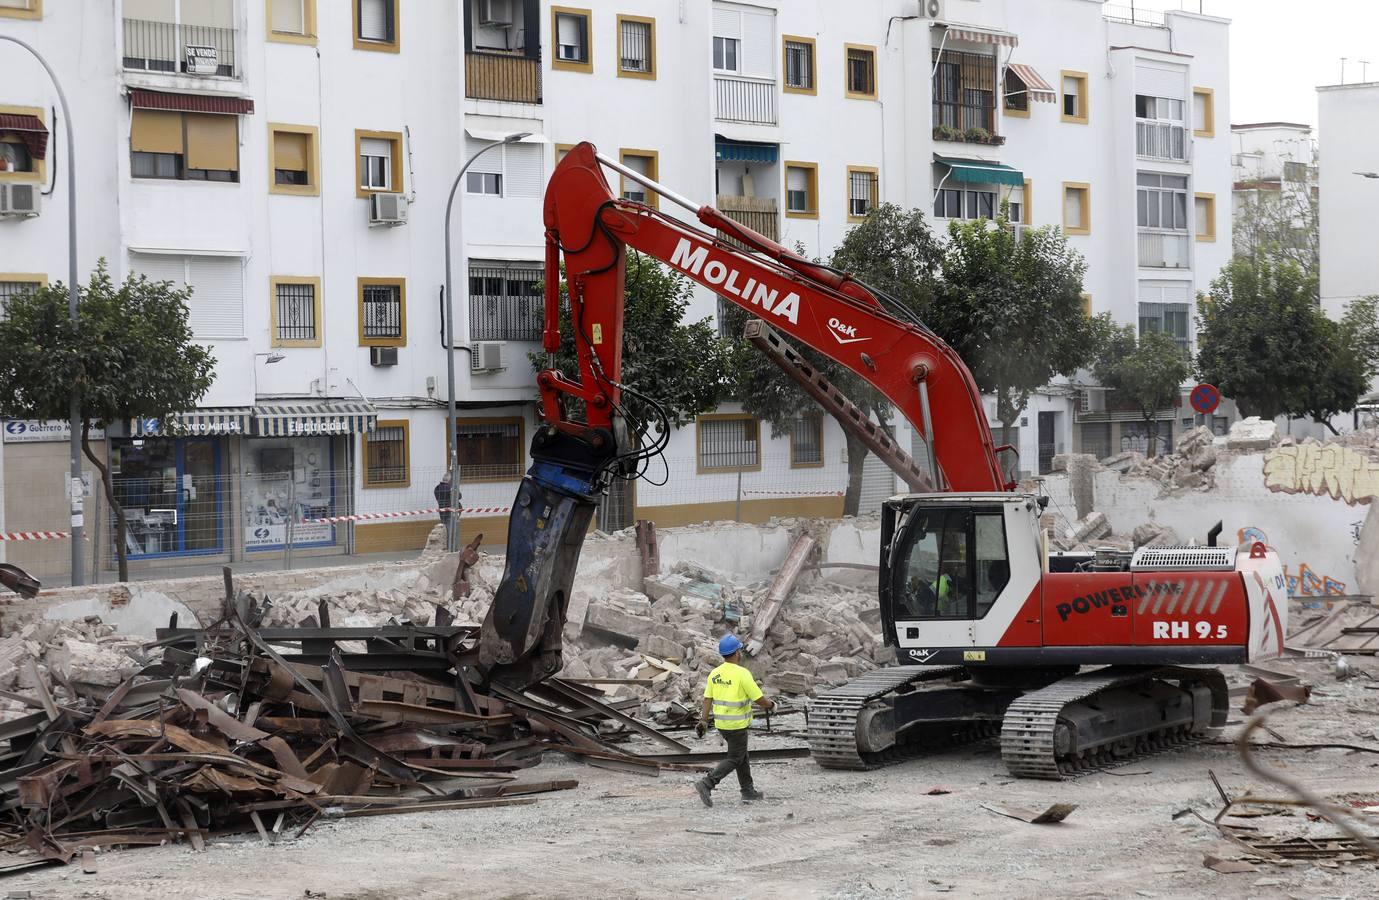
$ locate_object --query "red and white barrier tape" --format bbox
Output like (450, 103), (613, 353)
(742, 490), (845, 497)
(0, 531), (71, 542)
(306, 506), (511, 524)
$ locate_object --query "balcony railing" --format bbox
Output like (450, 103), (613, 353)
(1137, 230), (1191, 269)
(714, 75), (777, 125)
(122, 18), (238, 78)
(715, 195), (779, 246)
(1103, 5), (1167, 27)
(465, 51), (542, 104)
(1136, 120), (1188, 161)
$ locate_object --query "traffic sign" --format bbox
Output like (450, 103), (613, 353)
(1190, 383), (1220, 415)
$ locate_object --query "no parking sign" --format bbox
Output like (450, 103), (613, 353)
(1190, 383), (1221, 415)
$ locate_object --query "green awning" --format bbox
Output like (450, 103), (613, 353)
(716, 140), (778, 164)
(934, 155), (1024, 187)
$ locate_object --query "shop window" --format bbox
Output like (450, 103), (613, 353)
(617, 15), (655, 79)
(130, 109), (239, 183)
(697, 414), (760, 472)
(783, 36), (815, 94)
(552, 7), (592, 72)
(268, 0), (316, 43)
(271, 276), (321, 347)
(1061, 71), (1089, 124)
(0, 275), (45, 319)
(619, 149), (659, 209)
(784, 161), (818, 218)
(269, 123), (319, 195)
(355, 0), (399, 51)
(790, 415), (823, 468)
(453, 418), (525, 481)
(243, 438), (337, 552)
(1062, 182), (1090, 235)
(847, 166), (878, 221)
(845, 44), (877, 99)
(111, 438), (224, 557)
(358, 278), (406, 346)
(355, 129), (402, 196)
(363, 420), (409, 487)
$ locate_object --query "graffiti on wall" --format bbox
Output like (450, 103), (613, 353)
(1236, 526), (1347, 597)
(1263, 444), (1379, 506)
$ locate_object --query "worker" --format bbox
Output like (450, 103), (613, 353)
(694, 634), (775, 806)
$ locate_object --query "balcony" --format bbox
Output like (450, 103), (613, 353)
(1102, 4), (1167, 27)
(122, 18), (238, 79)
(1136, 120), (1188, 161)
(715, 195), (779, 247)
(714, 75), (777, 126)
(466, 51), (542, 105)
(1137, 230), (1191, 269)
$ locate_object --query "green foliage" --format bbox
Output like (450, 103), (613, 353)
(530, 251), (728, 429)
(1198, 258), (1379, 430)
(1093, 326), (1189, 457)
(0, 261), (215, 427)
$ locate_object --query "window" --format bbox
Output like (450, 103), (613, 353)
(363, 420), (409, 487)
(713, 36), (739, 72)
(1283, 161), (1314, 183)
(619, 149), (659, 209)
(1080, 293), (1093, 317)
(1021, 178), (1032, 225)
(0, 275), (45, 319)
(0, 0), (41, 20)
(130, 109), (239, 183)
(697, 414), (760, 472)
(847, 166), (878, 221)
(790, 415), (823, 468)
(463, 136), (542, 198)
(1136, 173), (1188, 230)
(355, 130), (401, 196)
(552, 8), (592, 72)
(891, 507), (1009, 620)
(1006, 184), (1023, 225)
(784, 161), (818, 218)
(1192, 87), (1214, 138)
(1135, 95), (1185, 121)
(932, 49), (997, 134)
(1138, 301), (1191, 354)
(932, 188), (997, 221)
(1061, 71), (1088, 124)
(131, 253), (244, 340)
(0, 139), (32, 174)
(271, 277), (320, 347)
(354, 0), (399, 51)
(269, 124), (319, 195)
(0, 105), (45, 184)
(1003, 67), (1029, 115)
(453, 419), (524, 481)
(1062, 182), (1090, 235)
(555, 143), (574, 165)
(469, 260), (542, 342)
(617, 15), (655, 78)
(1135, 94), (1187, 159)
(783, 36), (815, 94)
(845, 44), (877, 99)
(358, 278), (406, 346)
(467, 172), (501, 195)
(267, 0), (316, 43)
(1194, 192), (1216, 242)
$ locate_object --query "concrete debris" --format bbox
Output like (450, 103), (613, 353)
(1227, 416), (1279, 451)
(1065, 511), (1111, 544)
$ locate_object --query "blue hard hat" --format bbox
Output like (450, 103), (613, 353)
(718, 634), (743, 657)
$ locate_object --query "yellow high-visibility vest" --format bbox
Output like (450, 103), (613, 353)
(704, 662), (763, 731)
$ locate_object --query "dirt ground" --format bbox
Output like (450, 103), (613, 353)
(8, 655), (1379, 900)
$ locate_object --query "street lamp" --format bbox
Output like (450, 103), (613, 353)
(442, 131), (531, 551)
(1355, 172), (1379, 179)
(252, 352), (285, 399)
(0, 35), (82, 584)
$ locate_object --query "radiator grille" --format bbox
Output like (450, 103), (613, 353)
(1130, 546), (1237, 571)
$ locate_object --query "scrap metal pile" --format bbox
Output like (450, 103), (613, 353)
(0, 571), (694, 871)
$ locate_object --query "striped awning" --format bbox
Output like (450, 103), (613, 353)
(252, 401), (377, 437)
(128, 89), (255, 116)
(132, 407), (253, 437)
(934, 155), (1025, 187)
(715, 140), (778, 164)
(943, 26), (1018, 48)
(1005, 63), (1057, 103)
(0, 114), (49, 160)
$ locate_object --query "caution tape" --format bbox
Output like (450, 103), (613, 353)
(0, 531), (71, 542)
(305, 506), (511, 524)
(741, 490), (845, 497)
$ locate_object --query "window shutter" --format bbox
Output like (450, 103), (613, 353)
(1193, 93), (1208, 132)
(186, 256), (245, 339)
(130, 109), (184, 154)
(786, 167), (806, 191)
(740, 10), (773, 78)
(464, 138), (503, 175)
(271, 0), (305, 34)
(274, 131), (309, 171)
(504, 143), (543, 198)
(132, 254), (188, 291)
(713, 7), (741, 39)
(359, 137), (392, 159)
(184, 114), (238, 171)
(1064, 187), (1082, 228)
(359, 0), (387, 40)
(1135, 65), (1184, 101)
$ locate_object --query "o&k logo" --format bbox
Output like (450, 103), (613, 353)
(827, 317), (867, 345)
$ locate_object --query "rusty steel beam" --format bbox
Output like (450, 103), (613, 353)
(744, 319), (935, 492)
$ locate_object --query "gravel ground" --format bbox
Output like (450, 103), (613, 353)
(8, 657), (1379, 900)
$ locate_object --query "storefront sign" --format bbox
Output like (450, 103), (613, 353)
(137, 417), (246, 436)
(285, 418), (354, 436)
(244, 522), (334, 549)
(3, 420), (106, 443)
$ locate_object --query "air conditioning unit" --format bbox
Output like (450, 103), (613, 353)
(470, 341), (505, 373)
(369, 192), (408, 226)
(1080, 388), (1107, 413)
(479, 0), (513, 26)
(916, 0), (945, 21)
(0, 184), (40, 218)
(370, 346), (398, 367)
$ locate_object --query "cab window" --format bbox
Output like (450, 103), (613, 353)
(974, 513), (1010, 618)
(892, 507), (1009, 620)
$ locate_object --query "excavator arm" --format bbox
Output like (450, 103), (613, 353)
(461, 142), (1007, 690)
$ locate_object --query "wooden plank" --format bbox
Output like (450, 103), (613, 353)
(334, 797), (536, 818)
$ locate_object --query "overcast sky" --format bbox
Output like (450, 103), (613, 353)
(1132, 0), (1379, 137)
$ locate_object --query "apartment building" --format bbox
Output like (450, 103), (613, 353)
(1317, 82), (1379, 323)
(0, 0), (1234, 577)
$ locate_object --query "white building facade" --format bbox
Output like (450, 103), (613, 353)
(1317, 82), (1379, 323)
(0, 0), (1234, 576)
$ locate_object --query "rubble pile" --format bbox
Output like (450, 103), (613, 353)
(0, 618), (148, 725)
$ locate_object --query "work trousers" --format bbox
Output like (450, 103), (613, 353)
(705, 727), (754, 793)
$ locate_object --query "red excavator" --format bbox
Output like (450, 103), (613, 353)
(460, 142), (1287, 779)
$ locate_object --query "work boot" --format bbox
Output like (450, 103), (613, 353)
(740, 788), (765, 801)
(695, 779), (713, 808)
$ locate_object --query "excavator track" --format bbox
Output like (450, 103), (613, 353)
(1000, 666), (1229, 780)
(808, 666), (983, 770)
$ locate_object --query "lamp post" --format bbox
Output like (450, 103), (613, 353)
(442, 131), (531, 551)
(252, 352), (285, 399)
(0, 35), (82, 584)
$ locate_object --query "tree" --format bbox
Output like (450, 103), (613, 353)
(1234, 173), (1319, 284)
(1197, 258), (1379, 433)
(0, 262), (216, 581)
(931, 217), (1107, 456)
(1092, 327), (1189, 457)
(723, 204), (943, 514)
